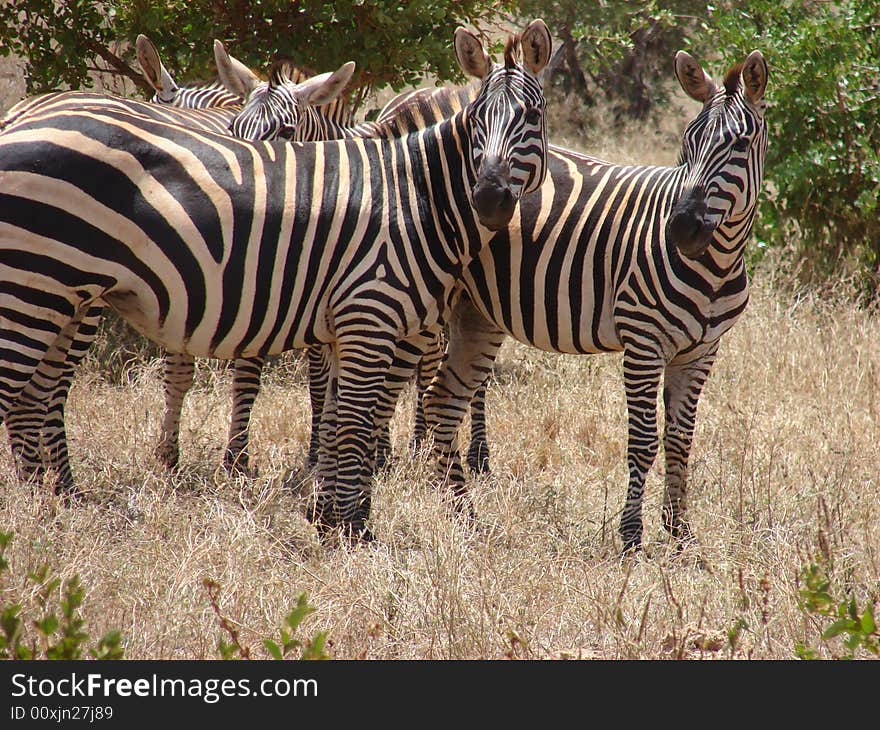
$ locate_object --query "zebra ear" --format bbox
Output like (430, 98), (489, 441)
(136, 34), (176, 95)
(455, 28), (491, 80)
(520, 19), (552, 76)
(295, 62), (356, 107)
(674, 50), (716, 104)
(741, 50), (768, 105)
(214, 40), (261, 98)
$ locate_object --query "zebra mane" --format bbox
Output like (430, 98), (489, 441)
(268, 57), (315, 86)
(723, 63), (744, 95)
(371, 82), (477, 137)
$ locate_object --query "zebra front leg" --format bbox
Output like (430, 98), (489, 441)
(371, 330), (440, 470)
(308, 369), (338, 538)
(412, 330), (445, 452)
(423, 297), (504, 522)
(620, 349), (664, 553)
(156, 352), (195, 470)
(661, 343), (718, 546)
(331, 338), (396, 542)
(466, 380), (491, 474)
(224, 356), (265, 475)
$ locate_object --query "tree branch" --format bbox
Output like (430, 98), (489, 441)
(82, 38), (152, 96)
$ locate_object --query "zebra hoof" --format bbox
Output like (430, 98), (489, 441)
(662, 507), (693, 545)
(620, 531), (643, 556)
(466, 439), (491, 474)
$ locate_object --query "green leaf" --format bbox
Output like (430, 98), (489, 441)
(263, 639), (283, 660)
(860, 606), (876, 636)
(822, 618), (857, 640)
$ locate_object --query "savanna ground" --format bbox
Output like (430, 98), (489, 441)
(1, 72), (878, 660)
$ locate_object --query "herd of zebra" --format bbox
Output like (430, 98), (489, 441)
(0, 18), (769, 553)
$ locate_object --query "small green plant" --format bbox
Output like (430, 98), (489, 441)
(795, 557), (878, 660)
(203, 578), (329, 660)
(0, 531), (124, 659)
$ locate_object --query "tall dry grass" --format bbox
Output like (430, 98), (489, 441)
(1, 91), (878, 661)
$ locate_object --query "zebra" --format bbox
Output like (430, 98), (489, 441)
(0, 41), (356, 493)
(0, 20), (553, 541)
(414, 49), (769, 553)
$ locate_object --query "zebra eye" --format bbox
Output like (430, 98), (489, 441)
(731, 137), (750, 152)
(523, 107), (543, 125)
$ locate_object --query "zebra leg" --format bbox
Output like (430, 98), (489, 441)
(412, 330), (444, 453)
(620, 349), (665, 553)
(661, 342), (718, 546)
(466, 379), (491, 474)
(371, 330), (440, 470)
(423, 297), (504, 521)
(0, 310), (83, 497)
(305, 345), (331, 469)
(4, 307), (100, 487)
(331, 337), (396, 541)
(24, 308), (102, 494)
(155, 352), (195, 470)
(308, 368), (338, 536)
(224, 356), (265, 475)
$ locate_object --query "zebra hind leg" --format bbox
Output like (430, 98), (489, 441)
(156, 352), (195, 471)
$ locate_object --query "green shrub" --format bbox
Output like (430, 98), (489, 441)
(795, 556), (879, 660)
(703, 1), (880, 291)
(0, 531), (124, 659)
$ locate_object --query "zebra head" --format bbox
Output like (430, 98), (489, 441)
(216, 40), (355, 142)
(455, 19), (551, 231)
(136, 34), (242, 110)
(666, 50), (769, 260)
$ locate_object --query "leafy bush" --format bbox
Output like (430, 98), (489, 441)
(0, 0), (514, 111)
(0, 531), (124, 659)
(516, 0), (705, 121)
(796, 556), (878, 659)
(203, 578), (329, 660)
(702, 1), (880, 290)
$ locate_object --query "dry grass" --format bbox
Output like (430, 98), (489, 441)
(2, 266), (878, 660)
(1, 87), (879, 661)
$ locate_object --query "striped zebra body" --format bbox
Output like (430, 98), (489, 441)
(0, 21), (553, 540)
(0, 58), (354, 490)
(0, 88), (241, 489)
(420, 51), (769, 552)
(157, 48), (360, 474)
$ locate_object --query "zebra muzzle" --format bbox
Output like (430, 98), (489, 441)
(666, 192), (715, 259)
(472, 157), (516, 231)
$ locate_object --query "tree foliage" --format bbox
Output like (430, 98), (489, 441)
(515, 1), (705, 120)
(0, 0), (513, 109)
(700, 1), (880, 290)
